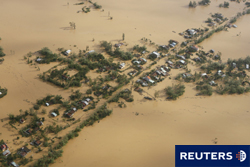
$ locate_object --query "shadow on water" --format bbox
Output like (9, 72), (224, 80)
(60, 27), (72, 30)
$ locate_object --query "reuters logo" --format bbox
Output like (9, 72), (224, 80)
(236, 150), (247, 162)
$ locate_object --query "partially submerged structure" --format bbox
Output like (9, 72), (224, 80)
(63, 50), (71, 56)
(18, 146), (31, 157)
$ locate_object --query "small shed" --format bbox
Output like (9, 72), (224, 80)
(51, 112), (57, 117)
(201, 73), (207, 77)
(19, 118), (25, 124)
(150, 51), (160, 58)
(179, 60), (185, 64)
(119, 63), (125, 69)
(64, 50), (71, 56)
(10, 161), (19, 167)
(3, 150), (11, 157)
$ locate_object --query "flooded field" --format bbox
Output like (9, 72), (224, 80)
(0, 0), (250, 166)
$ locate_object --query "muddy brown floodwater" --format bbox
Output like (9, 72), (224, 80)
(0, 0), (250, 166)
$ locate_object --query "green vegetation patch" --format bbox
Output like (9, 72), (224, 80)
(165, 84), (185, 100)
(0, 87), (7, 98)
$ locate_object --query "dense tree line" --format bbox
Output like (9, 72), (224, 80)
(201, 62), (226, 74)
(33, 149), (63, 167)
(195, 26), (225, 44)
(216, 78), (250, 94)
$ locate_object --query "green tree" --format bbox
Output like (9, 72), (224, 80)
(122, 33), (125, 41)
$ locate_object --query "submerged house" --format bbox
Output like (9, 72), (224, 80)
(2, 150), (11, 157)
(36, 121), (43, 127)
(10, 161), (19, 167)
(36, 58), (43, 62)
(18, 146), (31, 157)
(119, 63), (125, 69)
(143, 76), (155, 84)
(179, 60), (185, 64)
(25, 128), (32, 135)
(187, 29), (197, 35)
(34, 140), (42, 146)
(64, 50), (71, 56)
(167, 60), (174, 65)
(190, 45), (199, 52)
(150, 51), (160, 58)
(0, 143), (8, 152)
(114, 43), (124, 48)
(208, 22), (216, 27)
(86, 50), (95, 55)
(169, 39), (179, 48)
(51, 112), (57, 117)
(201, 73), (208, 78)
(65, 108), (77, 118)
(176, 54), (186, 60)
(209, 80), (217, 86)
(19, 118), (25, 124)
(139, 57), (147, 63)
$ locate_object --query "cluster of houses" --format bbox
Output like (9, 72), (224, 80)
(136, 77), (153, 87)
(134, 87), (143, 93)
(36, 57), (43, 62)
(23, 121), (44, 135)
(78, 98), (92, 110)
(227, 24), (237, 28)
(136, 65), (170, 87)
(208, 22), (216, 27)
(166, 59), (186, 68)
(1, 143), (32, 167)
(31, 139), (42, 146)
(1, 143), (10, 157)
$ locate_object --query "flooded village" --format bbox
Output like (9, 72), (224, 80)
(0, 0), (250, 166)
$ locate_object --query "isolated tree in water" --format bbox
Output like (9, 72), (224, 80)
(122, 33), (125, 40)
(69, 22), (76, 29)
(189, 1), (193, 7)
